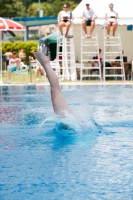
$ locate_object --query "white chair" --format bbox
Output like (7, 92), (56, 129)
(30, 61), (37, 70)
(14, 62), (28, 83)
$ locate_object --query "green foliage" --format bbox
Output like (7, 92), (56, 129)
(22, 0), (33, 9)
(27, 4), (38, 17)
(2, 41), (13, 54)
(29, 35), (40, 40)
(0, 0), (26, 17)
(0, 0), (80, 18)
(2, 41), (38, 64)
(9, 36), (24, 42)
(40, 0), (78, 16)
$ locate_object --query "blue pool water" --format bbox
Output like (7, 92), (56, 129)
(0, 85), (133, 200)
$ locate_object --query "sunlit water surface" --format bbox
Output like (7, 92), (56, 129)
(0, 85), (133, 200)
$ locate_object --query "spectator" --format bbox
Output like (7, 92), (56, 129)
(80, 3), (97, 38)
(4, 49), (12, 67)
(7, 51), (21, 84)
(30, 57), (45, 81)
(104, 3), (118, 38)
(19, 48), (26, 62)
(58, 3), (74, 38)
(35, 59), (45, 81)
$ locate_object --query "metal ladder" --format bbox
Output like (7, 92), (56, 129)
(80, 26), (102, 81)
(103, 21), (125, 81)
(56, 26), (77, 81)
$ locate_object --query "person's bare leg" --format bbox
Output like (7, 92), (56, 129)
(90, 62), (94, 79)
(82, 21), (87, 37)
(41, 67), (45, 76)
(106, 22), (110, 37)
(33, 50), (73, 116)
(8, 70), (11, 80)
(59, 22), (65, 35)
(124, 66), (128, 79)
(90, 22), (95, 36)
(117, 62), (121, 75)
(16, 60), (20, 70)
(65, 22), (71, 37)
(36, 67), (39, 78)
(112, 22), (117, 36)
(41, 67), (45, 80)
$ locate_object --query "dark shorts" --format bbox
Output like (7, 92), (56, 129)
(6, 60), (9, 66)
(86, 19), (92, 26)
(107, 21), (117, 26)
(62, 20), (69, 23)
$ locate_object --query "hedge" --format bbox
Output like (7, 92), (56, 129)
(2, 41), (38, 64)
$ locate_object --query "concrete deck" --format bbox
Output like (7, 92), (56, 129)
(0, 81), (133, 86)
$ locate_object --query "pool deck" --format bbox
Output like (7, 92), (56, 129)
(1, 80), (133, 86)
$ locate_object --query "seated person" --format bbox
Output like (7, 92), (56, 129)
(58, 3), (74, 38)
(19, 48), (26, 63)
(2, 55), (7, 71)
(31, 57), (45, 81)
(80, 3), (97, 38)
(7, 51), (21, 84)
(4, 49), (12, 67)
(104, 3), (118, 38)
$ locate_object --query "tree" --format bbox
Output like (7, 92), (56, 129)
(0, 0), (26, 18)
(41, 0), (79, 16)
(27, 5), (38, 17)
(21, 0), (33, 9)
(0, 0), (80, 18)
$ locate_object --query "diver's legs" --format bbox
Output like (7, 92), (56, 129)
(33, 51), (73, 116)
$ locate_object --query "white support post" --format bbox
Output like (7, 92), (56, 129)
(56, 25), (76, 81)
(80, 25), (102, 81)
(103, 20), (125, 81)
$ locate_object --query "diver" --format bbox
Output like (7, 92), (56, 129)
(33, 50), (74, 117)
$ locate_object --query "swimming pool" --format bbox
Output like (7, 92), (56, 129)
(0, 85), (133, 200)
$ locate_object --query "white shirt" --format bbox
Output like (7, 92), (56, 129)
(106, 10), (118, 22)
(9, 58), (20, 68)
(60, 11), (71, 21)
(82, 8), (95, 20)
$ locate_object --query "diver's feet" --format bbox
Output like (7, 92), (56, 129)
(33, 50), (49, 68)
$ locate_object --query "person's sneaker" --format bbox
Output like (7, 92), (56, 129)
(15, 70), (19, 75)
(36, 78), (39, 81)
(42, 76), (45, 81)
(7, 80), (11, 84)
